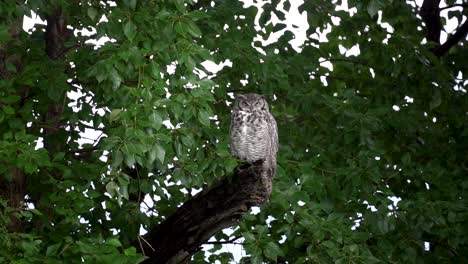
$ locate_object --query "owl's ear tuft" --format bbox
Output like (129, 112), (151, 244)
(235, 94), (247, 100)
(260, 94), (269, 100)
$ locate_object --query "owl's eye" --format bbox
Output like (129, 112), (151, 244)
(240, 100), (249, 108)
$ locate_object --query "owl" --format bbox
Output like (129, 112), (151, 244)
(230, 93), (278, 196)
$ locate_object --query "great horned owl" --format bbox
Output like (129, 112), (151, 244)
(230, 93), (278, 197)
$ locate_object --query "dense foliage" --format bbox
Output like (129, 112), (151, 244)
(0, 0), (467, 263)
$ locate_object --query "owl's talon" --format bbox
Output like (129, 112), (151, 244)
(253, 159), (264, 166)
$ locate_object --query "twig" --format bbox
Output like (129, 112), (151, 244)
(66, 146), (98, 154)
(440, 3), (468, 11)
(139, 235), (156, 252)
(138, 235), (146, 256)
(323, 58), (372, 68)
(203, 236), (243, 245)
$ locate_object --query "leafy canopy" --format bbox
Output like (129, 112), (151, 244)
(0, 0), (467, 263)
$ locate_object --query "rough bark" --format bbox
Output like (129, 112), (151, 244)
(43, 8), (69, 152)
(421, 0), (442, 44)
(0, 167), (26, 233)
(139, 161), (270, 264)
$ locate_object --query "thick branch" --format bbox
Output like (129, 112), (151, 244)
(421, 0), (442, 44)
(45, 8), (71, 59)
(420, 0), (467, 57)
(432, 19), (468, 57)
(42, 8), (71, 154)
(139, 161), (270, 264)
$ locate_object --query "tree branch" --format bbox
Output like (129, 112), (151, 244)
(203, 236), (243, 245)
(189, 0), (212, 11)
(325, 58), (371, 67)
(66, 146), (99, 154)
(420, 0), (467, 57)
(138, 161), (270, 264)
(432, 19), (468, 57)
(420, 0), (442, 44)
(440, 3), (468, 11)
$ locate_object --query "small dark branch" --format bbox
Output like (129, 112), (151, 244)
(432, 19), (468, 57)
(66, 146), (98, 154)
(43, 8), (70, 154)
(420, 0), (442, 43)
(45, 8), (72, 59)
(203, 236), (243, 245)
(139, 161), (270, 264)
(189, 0), (212, 10)
(0, 167), (26, 233)
(440, 3), (468, 10)
(57, 42), (86, 58)
(325, 58), (371, 68)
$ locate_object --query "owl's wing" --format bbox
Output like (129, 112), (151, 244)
(268, 113), (279, 154)
(229, 110), (238, 156)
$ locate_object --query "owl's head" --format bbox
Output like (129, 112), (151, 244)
(234, 93), (269, 112)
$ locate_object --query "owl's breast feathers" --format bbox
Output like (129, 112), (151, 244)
(230, 109), (272, 163)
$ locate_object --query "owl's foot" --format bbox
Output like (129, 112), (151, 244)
(237, 159), (264, 170)
(252, 159), (264, 166)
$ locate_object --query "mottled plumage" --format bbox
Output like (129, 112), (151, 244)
(230, 93), (278, 197)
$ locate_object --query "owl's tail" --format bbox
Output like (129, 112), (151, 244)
(260, 158), (276, 198)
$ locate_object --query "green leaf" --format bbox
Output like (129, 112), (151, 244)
(251, 254), (263, 264)
(120, 185), (129, 200)
(123, 21), (137, 41)
(174, 21), (187, 35)
(46, 243), (61, 256)
(224, 159), (237, 172)
(106, 181), (119, 197)
(53, 152), (65, 162)
(242, 232), (255, 241)
(109, 68), (122, 89)
(106, 238), (122, 247)
(124, 246), (137, 256)
(154, 144), (165, 164)
(173, 167), (184, 179)
(1, 95), (20, 104)
(150, 62), (161, 79)
(3, 106), (14, 115)
(430, 88), (441, 110)
(149, 112), (163, 130)
(175, 0), (186, 13)
(186, 21), (202, 37)
(181, 135), (194, 146)
(198, 110), (210, 126)
(112, 150), (124, 168)
(124, 0), (137, 9)
(110, 109), (122, 122)
(0, 25), (12, 42)
(291, 190), (309, 203)
(402, 153), (411, 166)
(87, 7), (98, 21)
(264, 241), (283, 261)
(125, 153), (136, 167)
(367, 0), (380, 18)
(30, 208), (43, 216)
